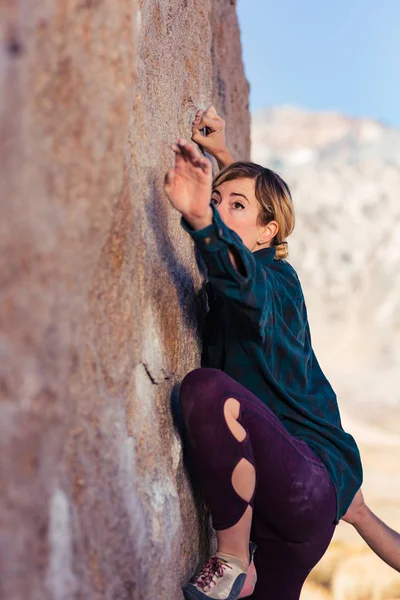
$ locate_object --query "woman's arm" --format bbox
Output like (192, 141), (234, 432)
(191, 105), (234, 169)
(342, 489), (400, 572)
(164, 138), (258, 278)
(164, 139), (271, 342)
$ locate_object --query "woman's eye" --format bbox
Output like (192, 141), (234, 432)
(210, 198), (244, 209)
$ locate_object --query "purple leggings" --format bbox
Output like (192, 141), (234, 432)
(179, 368), (337, 600)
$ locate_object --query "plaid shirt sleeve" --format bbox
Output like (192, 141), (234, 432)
(180, 203), (272, 340)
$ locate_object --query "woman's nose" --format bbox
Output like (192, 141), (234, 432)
(215, 201), (226, 219)
(216, 204), (229, 225)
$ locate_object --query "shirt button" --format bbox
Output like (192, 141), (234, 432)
(205, 237), (211, 245)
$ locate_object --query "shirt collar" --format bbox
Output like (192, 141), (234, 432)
(253, 246), (277, 264)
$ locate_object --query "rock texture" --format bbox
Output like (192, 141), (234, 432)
(0, 2), (249, 599)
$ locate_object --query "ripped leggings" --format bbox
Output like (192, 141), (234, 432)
(179, 368), (337, 600)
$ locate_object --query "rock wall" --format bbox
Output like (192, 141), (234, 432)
(0, 2), (250, 599)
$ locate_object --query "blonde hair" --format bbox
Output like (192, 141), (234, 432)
(212, 162), (295, 260)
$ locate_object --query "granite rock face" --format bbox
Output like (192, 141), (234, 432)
(0, 2), (249, 599)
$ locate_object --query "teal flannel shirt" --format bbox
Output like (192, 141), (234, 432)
(181, 202), (363, 523)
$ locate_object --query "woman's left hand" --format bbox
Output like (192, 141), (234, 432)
(164, 138), (213, 224)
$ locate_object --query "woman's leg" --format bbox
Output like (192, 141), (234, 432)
(180, 370), (258, 568)
(179, 367), (337, 597)
(215, 397), (256, 567)
(248, 521), (336, 600)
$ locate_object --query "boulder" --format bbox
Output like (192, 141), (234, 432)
(0, 2), (249, 599)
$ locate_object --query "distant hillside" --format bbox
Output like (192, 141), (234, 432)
(252, 106), (400, 413)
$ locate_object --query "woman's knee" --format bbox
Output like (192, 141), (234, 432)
(179, 367), (227, 416)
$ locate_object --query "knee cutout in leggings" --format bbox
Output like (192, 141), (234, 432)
(223, 397), (247, 442)
(231, 457), (256, 504)
(223, 398), (256, 505)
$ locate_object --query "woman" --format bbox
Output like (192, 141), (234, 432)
(164, 106), (400, 599)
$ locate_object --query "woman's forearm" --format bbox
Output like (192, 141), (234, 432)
(353, 505), (400, 571)
(184, 209), (244, 275)
(215, 149), (234, 169)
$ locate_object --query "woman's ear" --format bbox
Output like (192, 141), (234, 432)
(258, 220), (279, 245)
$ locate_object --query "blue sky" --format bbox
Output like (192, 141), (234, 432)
(237, 0), (400, 126)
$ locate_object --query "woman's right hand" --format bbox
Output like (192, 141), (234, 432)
(191, 105), (233, 168)
(164, 138), (213, 227)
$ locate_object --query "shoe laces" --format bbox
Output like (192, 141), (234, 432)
(194, 555), (233, 591)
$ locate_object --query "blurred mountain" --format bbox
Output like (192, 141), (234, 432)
(251, 106), (400, 414)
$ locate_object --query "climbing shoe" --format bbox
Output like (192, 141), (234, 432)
(182, 540), (257, 600)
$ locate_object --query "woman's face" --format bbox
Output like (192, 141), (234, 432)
(211, 177), (277, 251)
